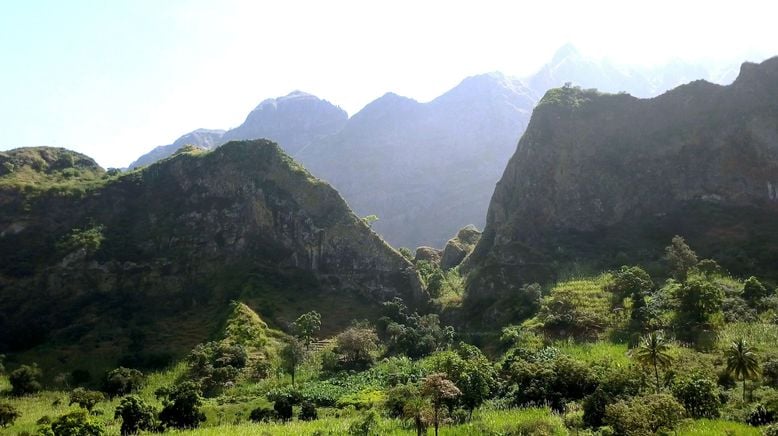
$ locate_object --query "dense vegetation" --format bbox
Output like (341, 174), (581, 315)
(1, 235), (777, 435)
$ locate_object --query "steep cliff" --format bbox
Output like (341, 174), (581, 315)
(0, 140), (422, 370)
(466, 57), (778, 319)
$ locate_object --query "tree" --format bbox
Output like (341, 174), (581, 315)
(299, 401), (317, 421)
(362, 214), (379, 227)
(671, 375), (721, 418)
(402, 394), (430, 436)
(49, 410), (104, 436)
(743, 276), (769, 306)
(608, 266), (654, 331)
(156, 381), (206, 429)
(187, 341), (247, 395)
(273, 397), (293, 422)
(292, 311), (321, 349)
(631, 331), (673, 393)
(0, 403), (20, 428)
(249, 406), (275, 422)
(9, 363), (42, 396)
(69, 388), (105, 412)
(432, 343), (497, 418)
(421, 373), (461, 436)
(664, 235), (698, 280)
(676, 274), (724, 343)
(280, 338), (306, 387)
(114, 395), (156, 436)
(335, 324), (379, 370)
(725, 338), (760, 402)
(103, 367), (144, 397)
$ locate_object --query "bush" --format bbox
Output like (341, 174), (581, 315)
(156, 381), (206, 429)
(671, 376), (721, 418)
(103, 367), (144, 397)
(746, 403), (776, 426)
(274, 397), (293, 422)
(248, 407), (275, 423)
(187, 341), (247, 395)
(0, 403), (20, 427)
(49, 411), (104, 436)
(348, 410), (380, 436)
(299, 401), (318, 421)
(763, 357), (778, 388)
(764, 423), (778, 436)
(605, 394), (685, 436)
(69, 388), (105, 412)
(9, 363), (42, 396)
(114, 395), (156, 436)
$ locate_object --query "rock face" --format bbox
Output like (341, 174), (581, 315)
(128, 92), (346, 169)
(414, 246), (443, 265)
(440, 225), (481, 270)
(0, 140), (422, 365)
(466, 57), (778, 317)
(128, 129), (225, 169)
(221, 91), (348, 154)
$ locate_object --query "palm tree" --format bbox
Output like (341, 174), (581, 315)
(725, 338), (760, 402)
(632, 331), (673, 393)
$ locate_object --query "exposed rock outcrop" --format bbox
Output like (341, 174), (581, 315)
(440, 225), (481, 270)
(466, 57), (778, 319)
(414, 246), (443, 265)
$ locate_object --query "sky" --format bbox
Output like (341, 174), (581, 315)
(0, 0), (776, 168)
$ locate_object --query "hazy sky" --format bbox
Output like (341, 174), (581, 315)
(1, 0), (775, 168)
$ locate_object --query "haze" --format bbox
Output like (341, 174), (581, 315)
(0, 0), (775, 168)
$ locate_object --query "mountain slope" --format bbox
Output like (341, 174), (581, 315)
(0, 140), (422, 372)
(128, 128), (225, 169)
(465, 57), (778, 320)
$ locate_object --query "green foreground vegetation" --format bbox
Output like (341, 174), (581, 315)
(2, 236), (778, 435)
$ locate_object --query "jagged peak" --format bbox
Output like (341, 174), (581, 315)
(550, 43), (582, 65)
(253, 90), (325, 111)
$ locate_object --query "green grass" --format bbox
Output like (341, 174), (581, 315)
(555, 340), (631, 366)
(677, 418), (762, 435)
(719, 322), (778, 356)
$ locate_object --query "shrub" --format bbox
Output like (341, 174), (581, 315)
(299, 401), (318, 421)
(49, 411), (104, 436)
(187, 341), (247, 395)
(605, 394), (685, 436)
(114, 395), (156, 436)
(69, 388), (105, 412)
(764, 357), (778, 388)
(671, 375), (721, 418)
(249, 407), (275, 423)
(156, 381), (206, 429)
(274, 397), (293, 422)
(0, 403), (20, 427)
(746, 403), (776, 426)
(765, 423), (778, 436)
(9, 363), (42, 396)
(103, 367), (144, 397)
(743, 276), (769, 305)
(348, 409), (380, 436)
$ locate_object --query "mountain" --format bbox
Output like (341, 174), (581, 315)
(128, 92), (346, 170)
(221, 91), (348, 154)
(295, 73), (536, 249)
(126, 46), (743, 250)
(464, 57), (778, 321)
(0, 141), (422, 374)
(128, 128), (225, 169)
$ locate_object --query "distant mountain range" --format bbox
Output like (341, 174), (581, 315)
(127, 45), (745, 248)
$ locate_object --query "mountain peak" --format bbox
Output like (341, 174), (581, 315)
(550, 43), (582, 65)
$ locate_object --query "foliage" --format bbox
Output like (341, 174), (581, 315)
(606, 265), (654, 332)
(426, 342), (497, 415)
(764, 356), (778, 388)
(299, 401), (318, 421)
(292, 311), (322, 349)
(605, 394), (685, 436)
(248, 406), (275, 423)
(671, 375), (721, 418)
(223, 302), (269, 348)
(334, 323), (379, 370)
(114, 395), (156, 436)
(582, 364), (645, 427)
(48, 411), (104, 436)
(9, 363), (42, 396)
(102, 367), (144, 397)
(725, 338), (760, 402)
(379, 298), (454, 358)
(631, 331), (673, 393)
(504, 352), (597, 412)
(665, 235), (698, 280)
(422, 372), (462, 436)
(273, 396), (293, 422)
(68, 388), (104, 412)
(675, 274), (724, 344)
(348, 409), (380, 436)
(0, 403), (20, 427)
(362, 215), (379, 227)
(156, 380), (206, 429)
(56, 225), (105, 256)
(281, 338), (307, 387)
(743, 276), (769, 306)
(187, 341), (247, 395)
